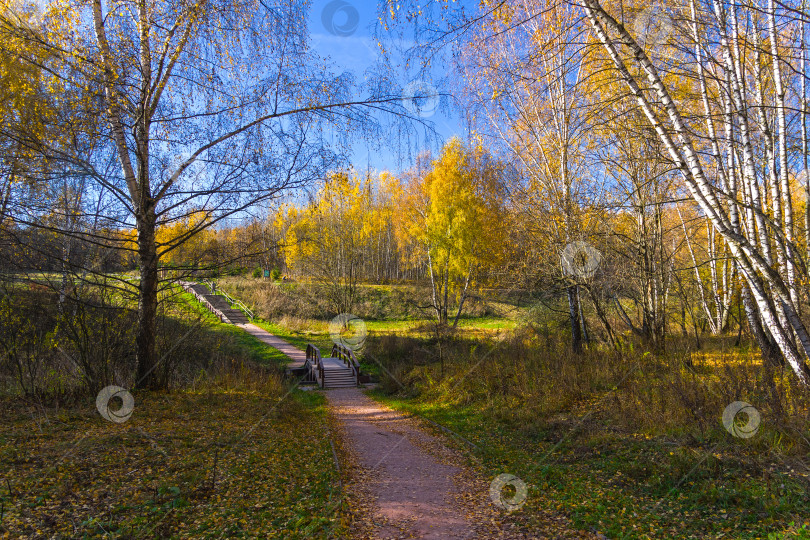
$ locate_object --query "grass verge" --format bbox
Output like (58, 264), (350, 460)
(366, 390), (810, 539)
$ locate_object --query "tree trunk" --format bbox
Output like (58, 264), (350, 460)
(586, 285), (617, 349)
(568, 284), (583, 354)
(740, 283), (783, 368)
(452, 262), (473, 328)
(578, 285), (589, 345)
(135, 208), (159, 389)
(803, 21), (810, 257)
(442, 260), (450, 325)
(427, 249), (443, 323)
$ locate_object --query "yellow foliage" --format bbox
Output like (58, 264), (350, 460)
(156, 210), (214, 265)
(396, 137), (507, 296)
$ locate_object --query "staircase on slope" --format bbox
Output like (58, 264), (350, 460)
(186, 283), (248, 324)
(322, 364), (357, 389)
(185, 282), (360, 387)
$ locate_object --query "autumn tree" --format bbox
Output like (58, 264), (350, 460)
(579, 0), (810, 383)
(282, 171), (370, 315)
(0, 2), (55, 258)
(154, 211), (215, 269)
(461, 0), (599, 351)
(396, 137), (506, 326)
(0, 0), (414, 388)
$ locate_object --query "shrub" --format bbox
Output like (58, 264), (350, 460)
(366, 329), (810, 447)
(0, 280), (280, 400)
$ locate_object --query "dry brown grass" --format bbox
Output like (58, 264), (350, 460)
(368, 329), (810, 451)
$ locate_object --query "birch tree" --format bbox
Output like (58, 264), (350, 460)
(462, 0), (596, 352)
(579, 0), (810, 383)
(1, 0), (407, 388)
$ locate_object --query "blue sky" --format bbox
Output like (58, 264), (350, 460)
(306, 0), (463, 175)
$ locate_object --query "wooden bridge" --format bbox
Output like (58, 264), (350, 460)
(180, 280), (362, 389)
(301, 342), (362, 389)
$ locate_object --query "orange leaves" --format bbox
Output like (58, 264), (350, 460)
(279, 170), (392, 279)
(155, 210), (214, 264)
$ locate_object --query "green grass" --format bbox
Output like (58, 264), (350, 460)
(242, 314), (516, 381)
(250, 319), (332, 355)
(174, 290), (283, 366)
(363, 316), (516, 332)
(454, 316), (517, 330)
(366, 391), (810, 539)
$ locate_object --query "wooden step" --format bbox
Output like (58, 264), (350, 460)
(323, 369), (357, 389)
(324, 382), (357, 388)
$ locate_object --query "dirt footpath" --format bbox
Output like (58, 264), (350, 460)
(325, 388), (596, 539)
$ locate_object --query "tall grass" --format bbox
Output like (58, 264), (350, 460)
(366, 328), (810, 450)
(216, 276), (497, 321)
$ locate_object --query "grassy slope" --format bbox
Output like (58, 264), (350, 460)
(201, 280), (810, 538)
(0, 298), (346, 539)
(252, 319), (332, 352)
(176, 289), (300, 368)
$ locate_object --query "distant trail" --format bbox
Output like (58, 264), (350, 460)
(181, 281), (306, 368)
(236, 322), (306, 368)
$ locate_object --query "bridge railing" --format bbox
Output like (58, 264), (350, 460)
(330, 342), (360, 383)
(306, 344), (324, 388)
